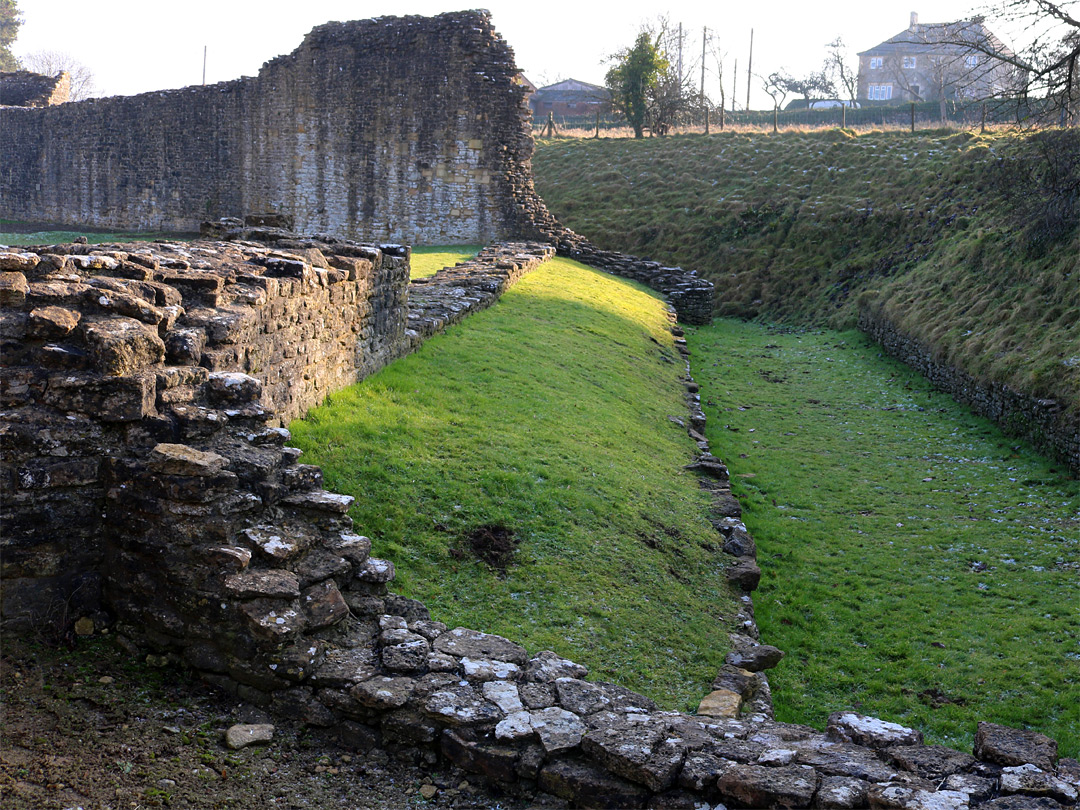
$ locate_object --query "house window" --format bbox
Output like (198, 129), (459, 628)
(903, 56), (917, 69)
(868, 84), (893, 100)
(870, 57), (883, 69)
(965, 54), (979, 67)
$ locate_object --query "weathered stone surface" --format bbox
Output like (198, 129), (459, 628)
(381, 709), (438, 744)
(816, 775), (870, 809)
(224, 569), (301, 599)
(1000, 764), (1078, 804)
(205, 371), (262, 405)
(311, 647), (378, 688)
(697, 689), (743, 718)
(726, 558), (762, 591)
(482, 681), (524, 714)
(300, 580), (348, 629)
(868, 785), (971, 810)
(27, 306), (81, 339)
(441, 729), (520, 783)
(942, 773), (996, 803)
(0, 270), (30, 305)
(148, 443), (229, 477)
(423, 684), (502, 726)
(726, 635), (785, 672)
(520, 682), (556, 710)
(81, 316), (165, 376)
(382, 634), (431, 673)
(351, 676), (415, 710)
(538, 758), (649, 809)
(225, 723), (274, 750)
(555, 677), (657, 715)
(462, 656), (520, 682)
(581, 714), (685, 792)
(432, 627), (528, 665)
(827, 711), (923, 749)
(794, 738), (898, 782)
(889, 745), (977, 780)
(239, 600), (305, 642)
(976, 797), (1065, 809)
(716, 762), (819, 808)
(524, 650), (588, 682)
(975, 722), (1058, 771)
(530, 707), (586, 753)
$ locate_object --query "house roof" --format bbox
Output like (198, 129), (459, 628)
(532, 78), (610, 103)
(858, 17), (1015, 60)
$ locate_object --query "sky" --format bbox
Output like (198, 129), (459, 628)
(12, 0), (1031, 109)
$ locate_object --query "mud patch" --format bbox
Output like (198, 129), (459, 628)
(451, 524), (519, 572)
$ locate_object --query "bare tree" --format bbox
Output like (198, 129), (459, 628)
(762, 71), (791, 131)
(779, 69), (837, 105)
(19, 49), (96, 100)
(825, 37), (859, 104)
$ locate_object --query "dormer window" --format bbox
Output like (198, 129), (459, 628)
(870, 57), (883, 69)
(903, 56), (917, 69)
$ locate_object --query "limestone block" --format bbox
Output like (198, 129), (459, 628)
(529, 706), (586, 753)
(1000, 764), (1078, 804)
(225, 723), (274, 750)
(148, 443), (229, 477)
(697, 689), (743, 719)
(27, 306), (81, 339)
(81, 316), (165, 376)
(301, 580), (349, 629)
(975, 722), (1058, 771)
(351, 675), (416, 709)
(715, 762), (819, 808)
(225, 569), (301, 599)
(524, 649), (588, 683)
(828, 711), (923, 750)
(0, 271), (30, 305)
(423, 684), (502, 726)
(538, 758), (649, 809)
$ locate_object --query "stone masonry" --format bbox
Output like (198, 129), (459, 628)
(2, 235), (1076, 809)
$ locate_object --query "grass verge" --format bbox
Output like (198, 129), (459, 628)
(690, 318), (1079, 755)
(410, 245), (482, 279)
(290, 256), (740, 711)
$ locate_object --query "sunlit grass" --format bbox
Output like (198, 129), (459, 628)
(291, 256), (741, 710)
(691, 319), (1080, 755)
(410, 245), (482, 279)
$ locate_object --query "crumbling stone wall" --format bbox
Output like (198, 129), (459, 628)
(0, 12), (537, 244)
(859, 304), (1080, 475)
(0, 70), (70, 107)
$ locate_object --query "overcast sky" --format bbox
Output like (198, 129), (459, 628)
(13, 0), (1029, 109)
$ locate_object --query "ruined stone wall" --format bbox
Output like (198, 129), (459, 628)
(0, 12), (537, 244)
(0, 70), (71, 107)
(859, 304), (1080, 475)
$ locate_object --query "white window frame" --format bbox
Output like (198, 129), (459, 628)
(902, 56), (917, 69)
(965, 54), (979, 67)
(868, 84), (894, 100)
(870, 57), (883, 69)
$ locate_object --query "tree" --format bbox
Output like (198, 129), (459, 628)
(0, 0), (21, 72)
(761, 71), (791, 131)
(606, 31), (667, 138)
(778, 69), (836, 105)
(825, 37), (858, 104)
(18, 50), (97, 100)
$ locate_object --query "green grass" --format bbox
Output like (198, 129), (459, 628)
(690, 318), (1080, 755)
(0, 221), (192, 246)
(533, 130), (1079, 429)
(410, 245), (482, 279)
(290, 256), (741, 710)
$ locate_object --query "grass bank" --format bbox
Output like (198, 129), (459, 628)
(533, 130), (1079, 432)
(410, 245), (481, 279)
(290, 256), (740, 710)
(690, 318), (1079, 754)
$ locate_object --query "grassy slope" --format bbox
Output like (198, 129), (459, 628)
(533, 130), (1079, 424)
(692, 319), (1079, 755)
(410, 245), (481, 279)
(290, 257), (740, 711)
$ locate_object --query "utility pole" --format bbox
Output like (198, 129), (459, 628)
(202, 45), (207, 85)
(733, 58), (738, 112)
(701, 26), (708, 134)
(746, 29), (754, 111)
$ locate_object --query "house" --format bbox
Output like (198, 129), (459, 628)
(528, 78), (611, 118)
(857, 12), (1019, 103)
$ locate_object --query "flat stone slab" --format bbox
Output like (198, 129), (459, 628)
(827, 711), (923, 749)
(975, 722), (1058, 771)
(432, 627), (528, 665)
(225, 723), (274, 749)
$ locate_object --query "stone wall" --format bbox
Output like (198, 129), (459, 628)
(0, 70), (70, 107)
(2, 238), (1076, 809)
(859, 304), (1080, 476)
(0, 12), (538, 244)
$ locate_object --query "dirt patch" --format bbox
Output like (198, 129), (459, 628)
(451, 524), (519, 572)
(0, 636), (546, 810)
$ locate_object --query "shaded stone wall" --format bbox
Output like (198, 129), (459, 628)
(0, 12), (537, 244)
(0, 70), (70, 107)
(859, 304), (1080, 475)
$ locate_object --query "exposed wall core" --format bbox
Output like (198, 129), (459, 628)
(0, 12), (538, 244)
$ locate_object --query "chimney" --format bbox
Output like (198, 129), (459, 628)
(910, 11), (919, 29)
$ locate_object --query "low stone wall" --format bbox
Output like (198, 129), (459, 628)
(859, 305), (1079, 476)
(3, 238), (1075, 810)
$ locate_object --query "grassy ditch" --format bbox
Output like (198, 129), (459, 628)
(290, 255), (740, 710)
(533, 130), (1079, 428)
(410, 245), (481, 279)
(690, 318), (1079, 754)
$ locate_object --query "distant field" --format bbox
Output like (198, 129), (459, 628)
(410, 245), (481, 279)
(0, 221), (193, 246)
(692, 319), (1079, 755)
(533, 130), (1079, 432)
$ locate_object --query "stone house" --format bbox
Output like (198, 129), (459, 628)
(529, 78), (611, 118)
(857, 12), (1019, 103)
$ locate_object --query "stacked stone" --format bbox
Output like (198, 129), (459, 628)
(858, 305), (1079, 476)
(403, 242), (555, 350)
(0, 236), (407, 628)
